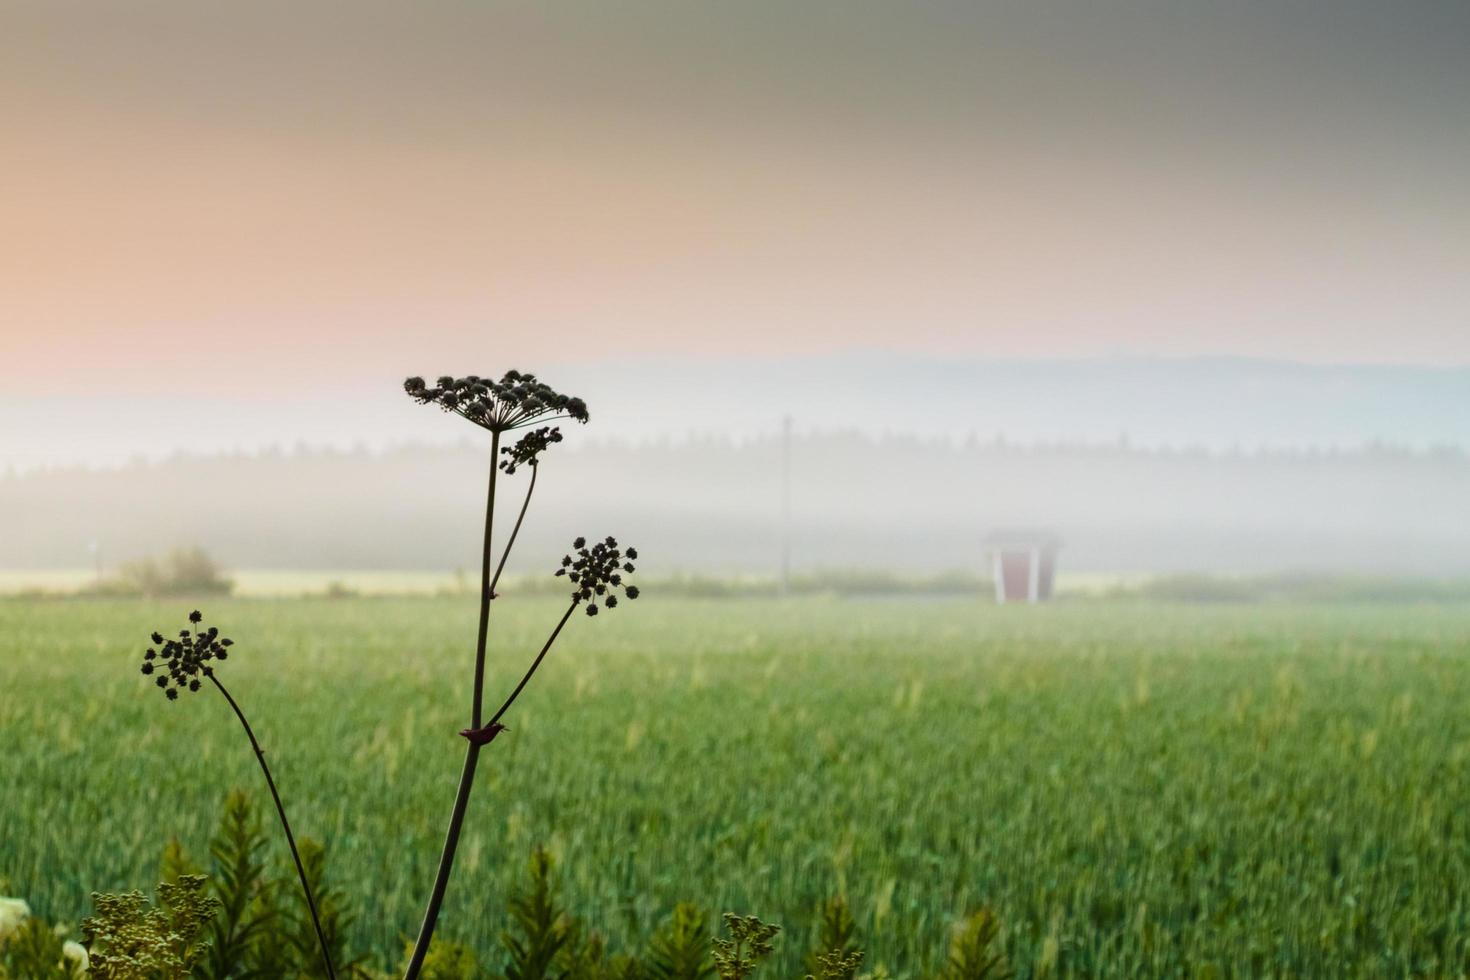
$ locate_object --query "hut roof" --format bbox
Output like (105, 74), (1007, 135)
(983, 528), (1062, 549)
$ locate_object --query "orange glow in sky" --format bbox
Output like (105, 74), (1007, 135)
(3, 1), (1469, 401)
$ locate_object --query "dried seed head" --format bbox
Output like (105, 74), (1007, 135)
(556, 535), (642, 613)
(404, 370), (589, 434)
(140, 611), (234, 700)
(499, 426), (564, 474)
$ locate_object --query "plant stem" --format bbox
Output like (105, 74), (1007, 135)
(490, 463), (537, 594)
(487, 603), (576, 727)
(209, 675), (337, 980)
(404, 431), (501, 980)
(470, 430), (503, 729)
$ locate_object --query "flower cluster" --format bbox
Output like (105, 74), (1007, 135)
(555, 536), (640, 615)
(140, 610), (232, 700)
(404, 371), (588, 433)
(500, 426), (563, 474)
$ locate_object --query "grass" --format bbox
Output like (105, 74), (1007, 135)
(3, 595), (1470, 977)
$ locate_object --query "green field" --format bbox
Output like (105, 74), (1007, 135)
(4, 596), (1470, 977)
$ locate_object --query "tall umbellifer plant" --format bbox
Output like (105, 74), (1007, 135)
(400, 371), (640, 980)
(130, 371), (638, 978)
(139, 611), (338, 979)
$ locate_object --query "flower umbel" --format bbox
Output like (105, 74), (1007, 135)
(404, 371), (588, 433)
(135, 609), (337, 979)
(500, 426), (563, 474)
(401, 368), (637, 980)
(142, 610), (233, 700)
(556, 535), (641, 616)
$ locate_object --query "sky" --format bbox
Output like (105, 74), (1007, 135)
(2, 0), (1468, 462)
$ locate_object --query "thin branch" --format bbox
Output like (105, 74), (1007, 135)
(469, 431), (502, 728)
(210, 675), (337, 980)
(404, 432), (501, 980)
(490, 464), (538, 595)
(487, 602), (577, 728)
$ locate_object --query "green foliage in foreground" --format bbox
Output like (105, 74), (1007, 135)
(5, 597), (1470, 976)
(8, 797), (989, 979)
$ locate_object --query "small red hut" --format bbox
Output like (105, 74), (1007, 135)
(984, 530), (1061, 604)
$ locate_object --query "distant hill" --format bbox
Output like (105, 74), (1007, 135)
(3, 435), (1467, 578)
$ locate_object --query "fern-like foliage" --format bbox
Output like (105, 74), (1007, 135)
(602, 954), (644, 980)
(286, 837), (367, 978)
(500, 848), (573, 980)
(82, 875), (221, 980)
(560, 929), (644, 980)
(935, 910), (1011, 980)
(711, 915), (779, 980)
(804, 897), (858, 980)
(644, 903), (714, 980)
(198, 789), (277, 979)
(159, 837), (202, 886)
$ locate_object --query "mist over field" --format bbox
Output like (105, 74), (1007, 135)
(4, 356), (1467, 580)
(7, 2), (1470, 976)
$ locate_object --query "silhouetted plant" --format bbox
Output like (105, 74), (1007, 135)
(399, 371), (638, 980)
(138, 610), (337, 979)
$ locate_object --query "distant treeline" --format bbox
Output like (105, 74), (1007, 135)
(3, 435), (1469, 577)
(512, 570), (1470, 603)
(10, 560), (1470, 605)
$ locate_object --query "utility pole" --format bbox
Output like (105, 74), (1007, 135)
(780, 415), (792, 596)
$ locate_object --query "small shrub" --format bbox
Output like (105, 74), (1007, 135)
(98, 547), (234, 597)
(82, 875), (221, 980)
(711, 915), (779, 980)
